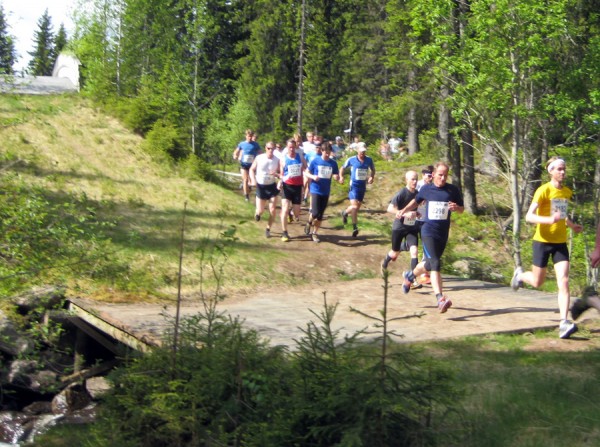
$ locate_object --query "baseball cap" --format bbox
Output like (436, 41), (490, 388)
(357, 142), (367, 152)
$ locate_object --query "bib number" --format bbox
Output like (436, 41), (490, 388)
(355, 168), (368, 180)
(403, 215), (416, 226)
(242, 154), (254, 163)
(317, 165), (333, 179)
(428, 201), (449, 220)
(288, 163), (302, 177)
(259, 174), (275, 185)
(551, 198), (568, 219)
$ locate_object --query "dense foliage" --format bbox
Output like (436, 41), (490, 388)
(0, 4), (16, 74)
(64, 0), (599, 159)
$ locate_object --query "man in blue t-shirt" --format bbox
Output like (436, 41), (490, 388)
(303, 141), (340, 243)
(232, 129), (261, 201)
(397, 162), (464, 313)
(339, 143), (376, 237)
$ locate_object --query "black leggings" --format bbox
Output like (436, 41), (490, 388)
(421, 235), (447, 272)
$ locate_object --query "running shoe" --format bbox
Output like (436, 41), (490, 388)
(352, 227), (359, 238)
(341, 210), (348, 225)
(570, 298), (589, 321)
(411, 280), (423, 290)
(402, 271), (412, 294)
(438, 296), (452, 313)
(265, 228), (271, 238)
(418, 273), (431, 285)
(311, 233), (320, 243)
(511, 266), (523, 291)
(558, 320), (578, 339)
(281, 231), (290, 242)
(304, 221), (312, 235)
(288, 213), (294, 223)
(245, 194), (249, 202)
(255, 214), (261, 222)
(571, 286), (596, 320)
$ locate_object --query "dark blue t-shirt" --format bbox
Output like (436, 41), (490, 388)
(415, 182), (463, 239)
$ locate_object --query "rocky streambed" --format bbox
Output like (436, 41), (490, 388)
(1, 287), (120, 445)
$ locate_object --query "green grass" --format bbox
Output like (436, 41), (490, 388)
(412, 333), (600, 446)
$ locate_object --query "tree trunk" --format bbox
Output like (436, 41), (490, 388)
(296, 0), (306, 135)
(462, 128), (477, 213)
(479, 143), (499, 177)
(407, 67), (419, 155)
(511, 110), (522, 268)
(438, 84), (450, 150)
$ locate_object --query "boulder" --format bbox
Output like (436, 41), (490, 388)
(5, 360), (58, 392)
(51, 383), (92, 415)
(85, 376), (112, 400)
(11, 285), (65, 312)
(0, 311), (33, 356)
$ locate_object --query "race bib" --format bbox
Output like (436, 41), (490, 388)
(403, 215), (416, 226)
(288, 163), (302, 177)
(317, 165), (333, 179)
(551, 198), (568, 219)
(258, 174), (275, 185)
(242, 154), (255, 163)
(355, 168), (368, 180)
(428, 201), (449, 220)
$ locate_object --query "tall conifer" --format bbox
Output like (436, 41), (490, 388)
(27, 9), (55, 76)
(0, 4), (16, 74)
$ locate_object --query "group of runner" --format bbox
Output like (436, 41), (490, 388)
(233, 130), (375, 243)
(236, 131), (598, 338)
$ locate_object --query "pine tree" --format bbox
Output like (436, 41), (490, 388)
(27, 9), (55, 76)
(0, 4), (16, 74)
(53, 23), (68, 57)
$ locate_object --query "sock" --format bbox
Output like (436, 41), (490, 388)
(410, 257), (418, 271)
(406, 271), (416, 282)
(436, 293), (444, 301)
(382, 254), (392, 269)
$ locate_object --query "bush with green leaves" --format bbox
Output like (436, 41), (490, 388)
(88, 295), (459, 446)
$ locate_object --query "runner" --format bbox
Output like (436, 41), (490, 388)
(416, 166), (434, 191)
(511, 157), (583, 339)
(232, 129), (261, 201)
(249, 142), (280, 238)
(381, 170), (421, 288)
(339, 142), (376, 237)
(571, 221), (600, 320)
(279, 138), (306, 242)
(303, 141), (340, 243)
(398, 162), (464, 313)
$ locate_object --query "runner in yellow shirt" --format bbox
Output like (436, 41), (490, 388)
(511, 157), (583, 338)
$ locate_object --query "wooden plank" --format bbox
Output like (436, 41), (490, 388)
(68, 300), (161, 353)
